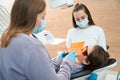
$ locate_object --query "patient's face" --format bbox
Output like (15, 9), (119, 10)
(76, 46), (94, 56)
(76, 46), (94, 64)
(87, 46), (94, 55)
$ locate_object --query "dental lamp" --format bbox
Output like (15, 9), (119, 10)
(49, 0), (74, 9)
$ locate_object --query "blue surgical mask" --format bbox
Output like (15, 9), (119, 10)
(33, 20), (46, 34)
(76, 18), (89, 28)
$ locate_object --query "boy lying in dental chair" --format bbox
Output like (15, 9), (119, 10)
(54, 44), (110, 74)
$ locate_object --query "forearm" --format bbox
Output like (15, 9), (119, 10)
(25, 45), (76, 80)
(26, 53), (75, 80)
(52, 57), (63, 72)
(57, 58), (75, 80)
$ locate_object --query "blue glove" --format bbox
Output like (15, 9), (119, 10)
(58, 51), (67, 59)
(88, 73), (98, 80)
(64, 51), (76, 63)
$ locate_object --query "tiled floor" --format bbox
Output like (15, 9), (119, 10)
(45, 0), (120, 72)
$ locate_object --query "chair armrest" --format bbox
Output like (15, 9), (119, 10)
(71, 70), (91, 79)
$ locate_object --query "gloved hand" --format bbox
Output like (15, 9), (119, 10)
(64, 51), (76, 63)
(58, 51), (67, 59)
(88, 73), (98, 80)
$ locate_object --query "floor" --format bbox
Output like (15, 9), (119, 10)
(45, 0), (120, 72)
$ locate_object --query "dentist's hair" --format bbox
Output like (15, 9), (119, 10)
(1, 0), (46, 47)
(72, 3), (95, 28)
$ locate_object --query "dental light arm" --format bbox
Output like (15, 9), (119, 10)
(49, 0), (74, 8)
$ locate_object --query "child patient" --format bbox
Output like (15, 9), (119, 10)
(59, 45), (110, 74)
(73, 45), (109, 73)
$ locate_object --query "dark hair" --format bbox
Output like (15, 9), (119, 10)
(72, 3), (95, 28)
(1, 0), (46, 47)
(86, 45), (110, 70)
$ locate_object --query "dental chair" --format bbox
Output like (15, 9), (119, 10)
(71, 45), (117, 80)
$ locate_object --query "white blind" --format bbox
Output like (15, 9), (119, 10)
(0, 0), (14, 35)
(0, 0), (15, 13)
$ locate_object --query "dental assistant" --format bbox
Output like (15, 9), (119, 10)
(66, 3), (107, 51)
(0, 0), (78, 80)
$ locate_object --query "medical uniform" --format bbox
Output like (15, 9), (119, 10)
(66, 26), (107, 51)
(0, 33), (75, 80)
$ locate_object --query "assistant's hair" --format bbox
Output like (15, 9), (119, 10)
(1, 0), (46, 47)
(87, 45), (110, 69)
(72, 3), (95, 28)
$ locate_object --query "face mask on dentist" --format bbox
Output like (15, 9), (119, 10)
(76, 18), (89, 28)
(33, 20), (46, 34)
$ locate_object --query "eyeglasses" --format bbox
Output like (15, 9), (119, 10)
(81, 46), (88, 56)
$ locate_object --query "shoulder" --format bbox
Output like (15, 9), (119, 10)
(11, 33), (44, 48)
(89, 25), (104, 32)
(9, 33), (47, 59)
(90, 25), (103, 30)
(67, 28), (78, 34)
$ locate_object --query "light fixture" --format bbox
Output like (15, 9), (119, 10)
(49, 0), (74, 9)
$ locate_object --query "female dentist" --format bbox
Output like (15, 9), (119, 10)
(0, 0), (78, 80)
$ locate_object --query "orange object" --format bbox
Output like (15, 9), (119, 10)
(70, 42), (85, 53)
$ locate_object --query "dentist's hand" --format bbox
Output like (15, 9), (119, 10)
(64, 51), (76, 63)
(58, 51), (67, 59)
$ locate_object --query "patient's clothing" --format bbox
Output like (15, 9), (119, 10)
(72, 64), (84, 74)
(0, 33), (75, 80)
(66, 25), (107, 51)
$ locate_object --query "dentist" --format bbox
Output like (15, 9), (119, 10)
(0, 0), (78, 80)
